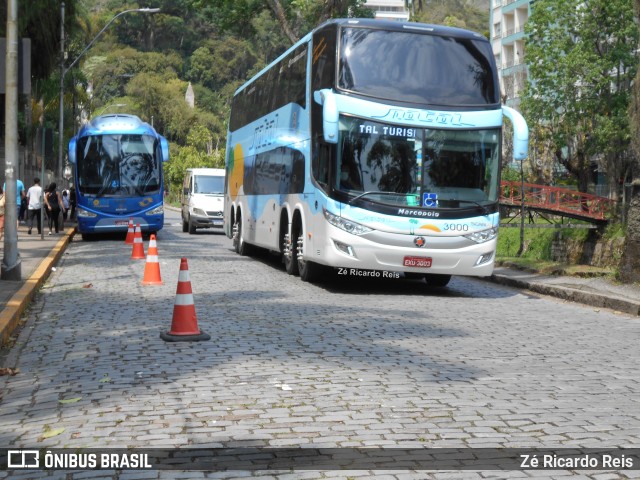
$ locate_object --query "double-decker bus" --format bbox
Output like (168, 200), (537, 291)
(224, 18), (528, 286)
(68, 114), (170, 239)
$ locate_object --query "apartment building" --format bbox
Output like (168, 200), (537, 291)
(490, 0), (531, 110)
(365, 0), (410, 21)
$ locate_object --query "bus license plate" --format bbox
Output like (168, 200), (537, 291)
(115, 220), (129, 226)
(403, 256), (432, 268)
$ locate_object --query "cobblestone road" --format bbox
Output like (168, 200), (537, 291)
(1, 212), (640, 479)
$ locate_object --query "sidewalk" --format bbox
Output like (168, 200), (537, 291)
(0, 228), (638, 347)
(0, 222), (75, 345)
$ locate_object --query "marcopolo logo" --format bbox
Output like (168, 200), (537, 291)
(7, 450), (40, 468)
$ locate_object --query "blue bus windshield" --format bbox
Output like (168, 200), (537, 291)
(77, 134), (161, 197)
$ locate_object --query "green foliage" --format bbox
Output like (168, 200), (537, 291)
(0, 0), (81, 80)
(521, 0), (638, 192)
(187, 38), (259, 92)
(501, 166), (521, 183)
(497, 225), (590, 260)
(410, 0), (489, 37)
(601, 221), (626, 241)
(164, 124), (225, 195)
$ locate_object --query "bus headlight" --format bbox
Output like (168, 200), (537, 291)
(464, 227), (498, 244)
(76, 207), (97, 218)
(323, 209), (372, 235)
(147, 205), (164, 215)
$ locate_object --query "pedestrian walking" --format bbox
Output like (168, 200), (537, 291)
(26, 177), (43, 235)
(69, 186), (76, 221)
(3, 178), (25, 225)
(62, 190), (70, 224)
(44, 182), (65, 235)
(0, 186), (5, 241)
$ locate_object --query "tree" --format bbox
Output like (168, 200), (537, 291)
(194, 0), (373, 45)
(521, 0), (638, 198)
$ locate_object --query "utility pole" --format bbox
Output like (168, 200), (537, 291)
(58, 1), (65, 184)
(2, 0), (21, 280)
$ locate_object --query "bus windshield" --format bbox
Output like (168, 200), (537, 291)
(77, 134), (161, 197)
(338, 27), (498, 106)
(334, 116), (501, 208)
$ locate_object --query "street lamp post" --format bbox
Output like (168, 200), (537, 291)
(58, 6), (159, 183)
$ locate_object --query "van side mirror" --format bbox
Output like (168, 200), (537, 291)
(183, 187), (189, 195)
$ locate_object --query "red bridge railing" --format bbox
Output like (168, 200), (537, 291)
(499, 181), (616, 222)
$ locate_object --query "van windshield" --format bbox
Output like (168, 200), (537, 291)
(194, 175), (224, 194)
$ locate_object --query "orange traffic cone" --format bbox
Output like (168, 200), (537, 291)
(160, 258), (210, 342)
(124, 218), (135, 245)
(142, 234), (163, 285)
(130, 224), (146, 260)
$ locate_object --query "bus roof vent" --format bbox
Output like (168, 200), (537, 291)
(91, 114), (143, 132)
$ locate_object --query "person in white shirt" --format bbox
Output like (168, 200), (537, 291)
(26, 177), (43, 235)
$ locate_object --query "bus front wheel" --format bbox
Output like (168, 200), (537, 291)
(295, 227), (323, 282)
(283, 231), (299, 276)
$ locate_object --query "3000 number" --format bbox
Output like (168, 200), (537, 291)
(443, 224), (468, 232)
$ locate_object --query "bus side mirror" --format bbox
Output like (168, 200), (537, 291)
(68, 137), (77, 164)
(314, 89), (339, 144)
(502, 106), (529, 160)
(160, 136), (170, 162)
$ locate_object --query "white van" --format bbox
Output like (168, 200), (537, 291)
(181, 168), (225, 234)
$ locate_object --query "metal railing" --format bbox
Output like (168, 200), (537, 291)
(499, 181), (617, 222)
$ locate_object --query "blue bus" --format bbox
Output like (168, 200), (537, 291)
(224, 19), (528, 286)
(68, 114), (170, 238)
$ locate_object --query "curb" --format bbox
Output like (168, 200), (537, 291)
(0, 227), (76, 346)
(489, 274), (640, 316)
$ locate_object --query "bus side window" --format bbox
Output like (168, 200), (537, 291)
(312, 141), (330, 191)
(291, 151), (305, 193)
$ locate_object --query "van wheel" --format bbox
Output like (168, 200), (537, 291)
(188, 215), (196, 234)
(182, 216), (188, 232)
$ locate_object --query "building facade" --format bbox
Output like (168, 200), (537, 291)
(364, 0), (410, 21)
(490, 0), (531, 110)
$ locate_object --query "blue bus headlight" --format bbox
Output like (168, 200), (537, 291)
(147, 205), (164, 215)
(323, 208), (372, 235)
(76, 207), (97, 218)
(464, 227), (498, 244)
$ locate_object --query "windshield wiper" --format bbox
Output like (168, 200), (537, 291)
(348, 191), (412, 205)
(453, 199), (489, 215)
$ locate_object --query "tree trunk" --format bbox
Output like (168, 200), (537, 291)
(265, 0), (298, 44)
(619, 182), (640, 283)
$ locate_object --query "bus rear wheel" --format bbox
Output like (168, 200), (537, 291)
(233, 216), (252, 256)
